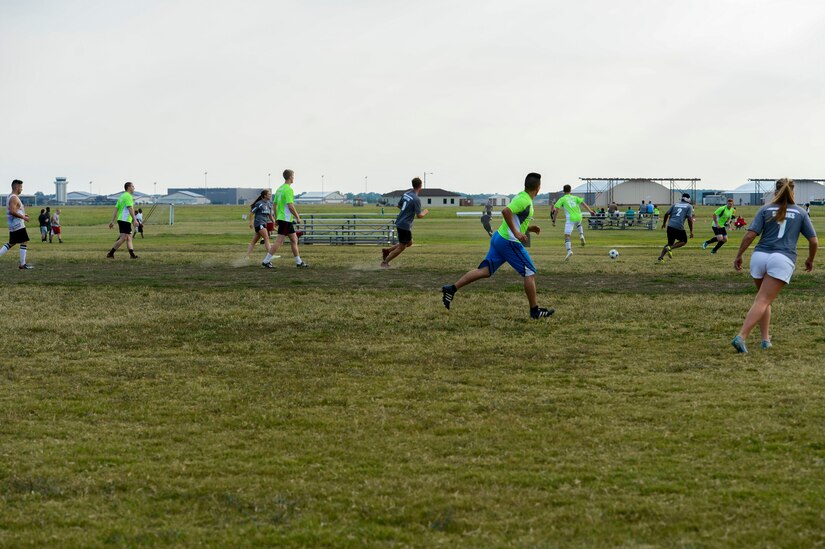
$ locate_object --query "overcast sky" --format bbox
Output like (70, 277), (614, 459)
(1, 0), (824, 196)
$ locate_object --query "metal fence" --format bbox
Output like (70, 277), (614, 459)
(300, 215), (398, 245)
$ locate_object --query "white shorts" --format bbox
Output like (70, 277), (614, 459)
(750, 251), (795, 284)
(564, 221), (582, 235)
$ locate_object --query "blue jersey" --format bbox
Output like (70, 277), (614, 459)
(395, 190), (421, 230)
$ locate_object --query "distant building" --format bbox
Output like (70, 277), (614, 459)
(66, 191), (103, 204)
(54, 177), (68, 203)
(488, 194), (511, 207)
(295, 191), (347, 204)
(381, 187), (463, 207)
(107, 191), (154, 204)
(158, 190), (210, 205)
(167, 187), (261, 205)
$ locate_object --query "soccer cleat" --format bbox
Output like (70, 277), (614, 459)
(441, 285), (455, 310)
(380, 261), (390, 269)
(702, 241), (708, 250)
(761, 339), (772, 350)
(18, 263), (33, 270)
(580, 235), (586, 247)
(262, 261), (274, 269)
(731, 335), (748, 353)
(657, 257), (664, 263)
(710, 250), (717, 255)
(530, 307), (555, 319)
(666, 245), (673, 259)
(296, 261), (309, 268)
(106, 252), (115, 259)
(565, 250), (573, 261)
(130, 254), (139, 260)
(382, 248), (390, 261)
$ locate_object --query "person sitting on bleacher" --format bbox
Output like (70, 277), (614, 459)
(734, 215), (747, 230)
(625, 207), (636, 224)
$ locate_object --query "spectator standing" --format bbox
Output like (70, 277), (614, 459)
(50, 208), (63, 243)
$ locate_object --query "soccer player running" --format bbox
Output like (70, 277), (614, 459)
(245, 189), (278, 268)
(0, 179), (33, 269)
(731, 179), (818, 353)
(381, 177), (429, 268)
(441, 172), (554, 319)
(702, 197), (735, 254)
(657, 193), (694, 262)
(269, 169), (308, 268)
(106, 182), (139, 259)
(552, 184), (595, 260)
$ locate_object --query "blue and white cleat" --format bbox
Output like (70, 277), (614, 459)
(731, 335), (748, 353)
(761, 339), (772, 350)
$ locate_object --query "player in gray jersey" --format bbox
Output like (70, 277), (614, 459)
(245, 189), (278, 268)
(381, 177), (429, 268)
(731, 179), (818, 353)
(657, 193), (694, 262)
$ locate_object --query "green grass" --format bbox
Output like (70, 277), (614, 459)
(1, 206), (824, 547)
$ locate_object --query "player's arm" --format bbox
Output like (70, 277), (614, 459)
(551, 207), (558, 226)
(416, 209), (429, 218)
(501, 207), (527, 244)
(128, 206), (137, 227)
(687, 214), (694, 237)
(660, 212), (669, 228)
(288, 203), (301, 225)
(805, 236), (819, 272)
(583, 202), (596, 215)
(109, 205), (118, 228)
(733, 230), (759, 271)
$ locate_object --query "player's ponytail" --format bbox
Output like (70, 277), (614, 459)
(251, 189), (269, 207)
(771, 178), (795, 222)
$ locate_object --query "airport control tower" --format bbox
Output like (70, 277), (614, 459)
(55, 177), (68, 203)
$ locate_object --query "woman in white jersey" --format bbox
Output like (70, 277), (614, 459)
(731, 179), (818, 353)
(0, 179), (33, 269)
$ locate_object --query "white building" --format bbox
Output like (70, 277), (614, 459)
(66, 191), (100, 203)
(572, 179), (678, 207)
(157, 190), (210, 205)
(488, 194), (511, 207)
(295, 191), (347, 204)
(382, 188), (463, 207)
(107, 190), (154, 204)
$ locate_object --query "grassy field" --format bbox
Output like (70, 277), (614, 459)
(1, 204), (824, 547)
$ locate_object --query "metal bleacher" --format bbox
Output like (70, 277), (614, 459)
(299, 214), (398, 245)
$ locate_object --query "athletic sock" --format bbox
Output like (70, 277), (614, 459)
(295, 256), (302, 265)
(0, 243), (9, 257)
(712, 241), (725, 252)
(19, 244), (27, 264)
(109, 248), (117, 256)
(565, 241), (572, 252)
(128, 249), (137, 258)
(448, 284), (457, 294)
(704, 238), (715, 246)
(263, 253), (272, 263)
(578, 225), (585, 236)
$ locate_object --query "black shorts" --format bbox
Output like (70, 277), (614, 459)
(667, 227), (688, 246)
(117, 220), (133, 235)
(397, 228), (412, 244)
(712, 226), (727, 237)
(9, 228), (29, 245)
(277, 222), (296, 236)
(254, 224), (267, 233)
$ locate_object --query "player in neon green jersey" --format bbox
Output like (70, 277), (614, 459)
(552, 184), (595, 260)
(702, 197), (735, 254)
(106, 182), (138, 259)
(269, 169), (308, 268)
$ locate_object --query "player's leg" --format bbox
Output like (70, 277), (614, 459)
(125, 232), (137, 258)
(246, 229), (260, 257)
(384, 229), (412, 266)
(260, 228), (276, 268)
(442, 240), (503, 309)
(288, 234), (307, 267)
(564, 222), (574, 260)
(736, 275), (784, 344)
(19, 237), (30, 268)
(577, 222), (585, 246)
(0, 241), (14, 258)
(712, 232), (728, 253)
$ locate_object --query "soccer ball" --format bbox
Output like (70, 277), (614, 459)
(608, 249), (619, 259)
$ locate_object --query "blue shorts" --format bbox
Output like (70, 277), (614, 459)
(479, 233), (537, 277)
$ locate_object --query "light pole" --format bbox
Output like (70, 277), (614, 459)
(423, 172), (433, 188)
(89, 181), (92, 195)
(268, 173), (271, 188)
(204, 171), (208, 193)
(364, 176), (368, 195)
(154, 181), (157, 203)
(321, 174), (325, 195)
